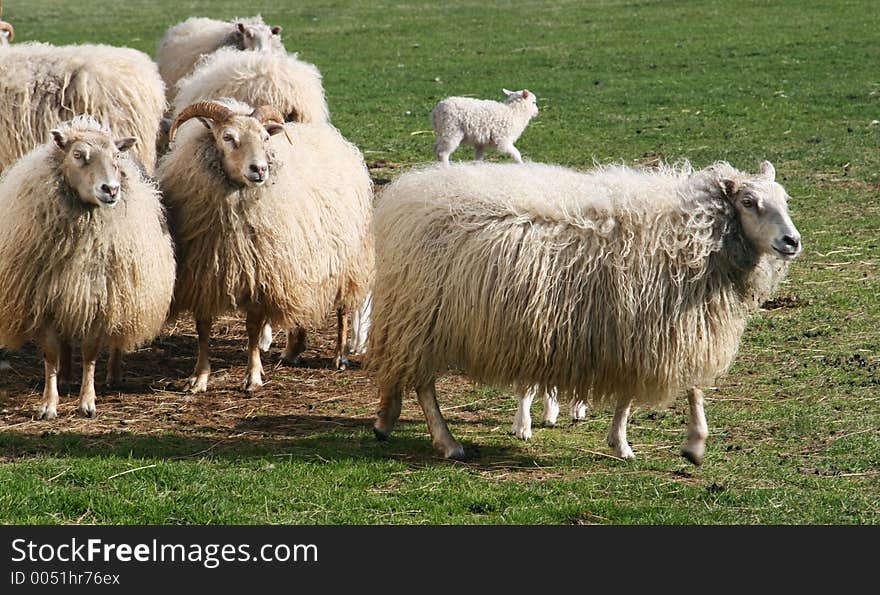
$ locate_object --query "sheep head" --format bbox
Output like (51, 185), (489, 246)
(720, 161), (802, 260)
(235, 21), (282, 51)
(170, 101), (286, 188)
(50, 126), (136, 208)
(503, 88), (539, 117)
(0, 21), (13, 45)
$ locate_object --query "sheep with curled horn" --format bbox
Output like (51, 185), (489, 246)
(157, 16), (284, 104)
(368, 160), (801, 463)
(0, 115), (176, 419)
(158, 99), (372, 394)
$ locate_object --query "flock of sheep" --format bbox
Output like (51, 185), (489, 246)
(0, 11), (803, 465)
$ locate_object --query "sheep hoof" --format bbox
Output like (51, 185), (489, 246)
(373, 425), (390, 441)
(438, 442), (466, 460)
(512, 426), (532, 441)
(77, 402), (97, 418)
(37, 406), (57, 420)
(334, 355), (349, 371)
(541, 419), (557, 428)
(681, 446), (704, 466)
(187, 376), (208, 393)
(280, 354), (302, 366)
(609, 440), (635, 460)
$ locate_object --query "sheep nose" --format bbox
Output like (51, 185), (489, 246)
(250, 163), (267, 177)
(101, 183), (119, 198)
(782, 234), (800, 249)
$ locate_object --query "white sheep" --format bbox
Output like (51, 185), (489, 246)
(367, 160), (801, 463)
(431, 89), (538, 165)
(0, 41), (166, 174)
(156, 15), (284, 104)
(0, 115), (176, 419)
(173, 46), (330, 125)
(157, 99), (372, 393)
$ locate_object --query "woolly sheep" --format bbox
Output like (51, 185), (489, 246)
(174, 46), (330, 125)
(431, 89), (538, 165)
(158, 99), (372, 393)
(0, 116), (176, 419)
(156, 15), (284, 104)
(367, 160), (801, 462)
(0, 41), (166, 174)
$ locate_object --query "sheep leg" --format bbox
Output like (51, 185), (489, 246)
(512, 384), (537, 440)
(498, 141), (523, 163)
(607, 398), (635, 460)
(77, 340), (100, 418)
(58, 339), (73, 387)
(434, 133), (462, 166)
(334, 307), (350, 371)
(242, 309), (266, 391)
(571, 397), (588, 422)
(474, 145), (486, 161)
(682, 387), (708, 465)
(373, 384), (403, 440)
(281, 326), (307, 365)
(542, 386), (560, 427)
(105, 347), (123, 388)
(416, 379), (465, 460)
(37, 329), (62, 420)
(187, 317), (211, 393)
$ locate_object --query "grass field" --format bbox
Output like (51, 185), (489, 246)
(0, 0), (878, 524)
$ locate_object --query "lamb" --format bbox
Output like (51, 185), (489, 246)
(156, 15), (284, 104)
(158, 99), (372, 393)
(367, 160), (801, 463)
(0, 41), (166, 174)
(173, 46), (330, 125)
(512, 387), (588, 440)
(0, 115), (176, 419)
(431, 89), (538, 165)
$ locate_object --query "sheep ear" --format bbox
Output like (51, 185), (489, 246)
(271, 26), (282, 35)
(521, 90), (530, 99)
(721, 179), (740, 199)
(237, 23), (246, 34)
(50, 129), (68, 150)
(115, 137), (138, 153)
(265, 122), (285, 136)
(760, 160), (776, 181)
(502, 88), (514, 96)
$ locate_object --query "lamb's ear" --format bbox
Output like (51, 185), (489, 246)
(521, 90), (530, 99)
(50, 129), (67, 150)
(237, 23), (246, 34)
(115, 137), (138, 153)
(265, 122), (285, 136)
(502, 88), (514, 96)
(271, 25), (282, 35)
(760, 160), (776, 181)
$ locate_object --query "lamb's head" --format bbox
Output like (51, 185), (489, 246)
(169, 101), (286, 188)
(503, 88), (539, 118)
(235, 21), (282, 51)
(50, 123), (136, 208)
(0, 20), (13, 45)
(721, 161), (802, 260)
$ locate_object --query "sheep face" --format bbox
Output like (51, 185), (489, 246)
(236, 22), (282, 52)
(50, 129), (137, 207)
(504, 88), (539, 118)
(724, 161), (802, 259)
(207, 116), (281, 188)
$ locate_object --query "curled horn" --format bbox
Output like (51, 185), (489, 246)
(0, 22), (13, 42)
(250, 105), (285, 125)
(168, 101), (235, 142)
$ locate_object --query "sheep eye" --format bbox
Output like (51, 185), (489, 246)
(741, 198), (755, 209)
(222, 133), (236, 144)
(72, 150), (83, 160)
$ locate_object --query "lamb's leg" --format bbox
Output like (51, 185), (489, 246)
(187, 317), (211, 393)
(542, 386), (561, 427)
(474, 145), (486, 161)
(334, 306), (349, 371)
(571, 397), (588, 421)
(512, 384), (537, 440)
(682, 387), (708, 465)
(373, 383), (403, 440)
(607, 398), (635, 460)
(434, 133), (462, 166)
(350, 294), (372, 355)
(281, 326), (307, 365)
(37, 329), (62, 420)
(58, 339), (72, 387)
(242, 309), (266, 391)
(416, 379), (464, 459)
(105, 347), (123, 388)
(77, 340), (100, 418)
(498, 141), (523, 163)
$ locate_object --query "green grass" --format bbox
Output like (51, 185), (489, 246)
(1, 0), (878, 524)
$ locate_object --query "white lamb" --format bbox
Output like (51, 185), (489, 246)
(431, 89), (538, 165)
